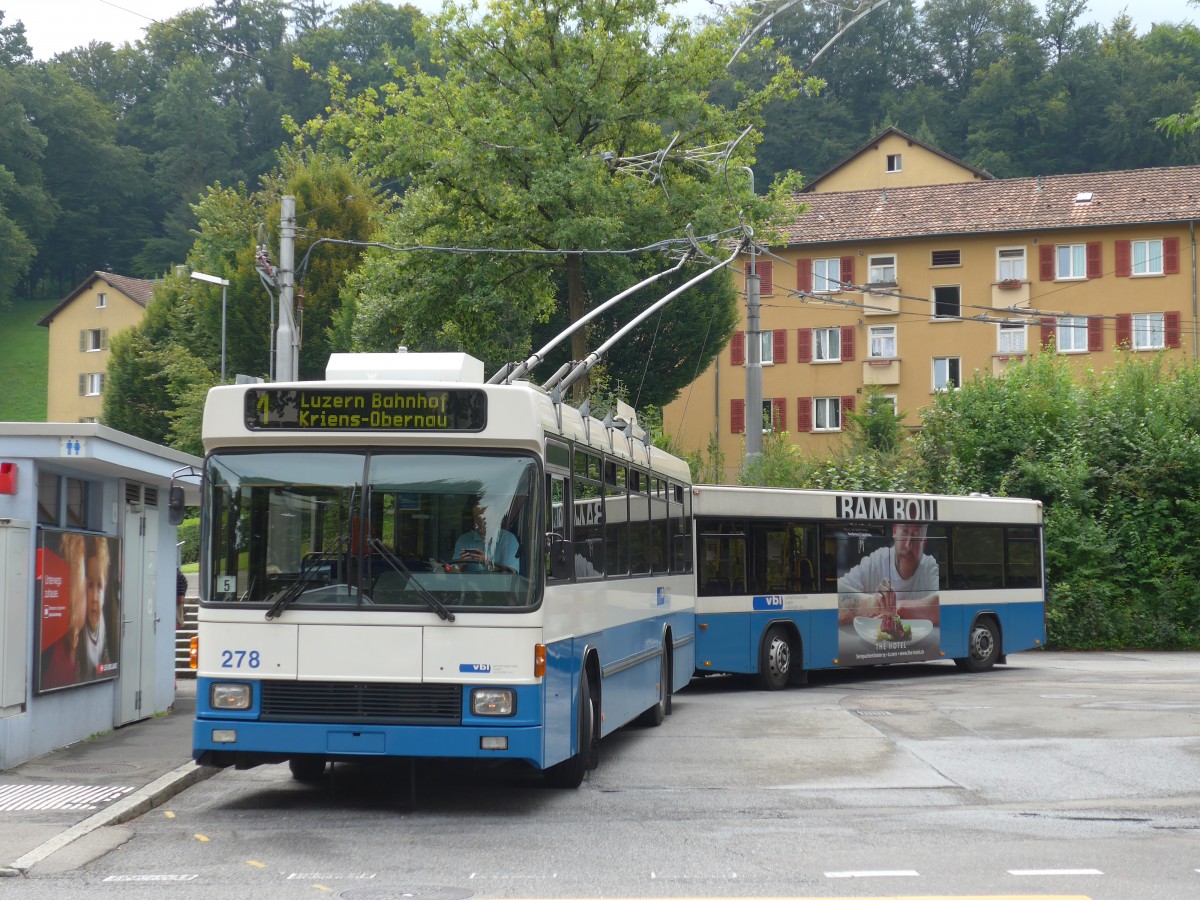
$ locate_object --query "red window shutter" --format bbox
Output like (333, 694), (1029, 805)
(1115, 240), (1131, 277)
(796, 397), (813, 433)
(731, 330), (745, 366)
(1039, 245), (1055, 281)
(839, 255), (855, 289)
(840, 326), (856, 361)
(1164, 237), (1181, 275)
(1115, 313), (1132, 348)
(1040, 317), (1056, 350)
(1166, 311), (1182, 349)
(772, 398), (786, 432)
(798, 328), (813, 363)
(797, 258), (812, 293)
(759, 260), (773, 295)
(1086, 241), (1102, 279)
(1087, 317), (1104, 352)
(841, 395), (856, 416)
(772, 328), (787, 364)
(731, 399), (745, 434)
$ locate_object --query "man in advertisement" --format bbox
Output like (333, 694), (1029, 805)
(837, 521), (941, 665)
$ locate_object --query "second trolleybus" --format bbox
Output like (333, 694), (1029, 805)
(690, 485), (1046, 689)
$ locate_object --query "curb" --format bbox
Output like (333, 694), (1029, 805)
(0, 761), (220, 877)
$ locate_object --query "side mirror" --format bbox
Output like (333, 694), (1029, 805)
(168, 485), (187, 526)
(547, 533), (572, 580)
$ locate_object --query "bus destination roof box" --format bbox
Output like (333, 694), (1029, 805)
(325, 349), (486, 384)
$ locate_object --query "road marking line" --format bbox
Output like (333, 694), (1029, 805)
(247, 860), (267, 869)
(193, 834), (210, 843)
(825, 869), (920, 878)
(1009, 868), (1104, 876)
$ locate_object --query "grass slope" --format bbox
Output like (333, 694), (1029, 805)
(0, 298), (56, 422)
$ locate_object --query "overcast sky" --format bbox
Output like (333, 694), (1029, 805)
(2, 0), (1194, 61)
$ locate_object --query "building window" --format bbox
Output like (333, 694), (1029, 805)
(931, 249), (960, 267)
(814, 327), (841, 361)
(1132, 313), (1165, 349)
(760, 330), (774, 365)
(868, 325), (896, 358)
(933, 285), (961, 318)
(38, 472), (100, 529)
(998, 323), (1027, 354)
(83, 328), (107, 352)
(812, 258), (842, 293)
(1131, 240), (1164, 276)
(1056, 244), (1088, 279)
(886, 153), (902, 172)
(933, 357), (961, 391)
(997, 247), (1026, 282)
(813, 397), (841, 431)
(868, 255), (896, 285)
(1056, 316), (1088, 352)
(81, 372), (105, 396)
(96, 292), (107, 308)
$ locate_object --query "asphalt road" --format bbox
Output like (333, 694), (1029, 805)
(8, 651), (1200, 900)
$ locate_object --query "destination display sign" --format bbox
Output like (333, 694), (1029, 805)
(244, 387), (487, 432)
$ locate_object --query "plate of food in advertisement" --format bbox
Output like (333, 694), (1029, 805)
(854, 615), (933, 645)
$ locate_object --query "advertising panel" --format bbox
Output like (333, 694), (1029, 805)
(834, 499), (943, 667)
(36, 529), (121, 693)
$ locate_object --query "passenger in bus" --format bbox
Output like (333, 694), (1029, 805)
(453, 498), (519, 572)
(837, 522), (940, 626)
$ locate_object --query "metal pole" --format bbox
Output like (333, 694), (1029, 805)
(220, 282), (227, 383)
(744, 241), (762, 468)
(277, 196), (296, 382)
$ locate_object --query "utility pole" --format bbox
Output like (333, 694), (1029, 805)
(744, 240), (763, 466)
(277, 195), (297, 382)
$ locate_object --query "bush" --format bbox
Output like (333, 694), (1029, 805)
(176, 516), (200, 566)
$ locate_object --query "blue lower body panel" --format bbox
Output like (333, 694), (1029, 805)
(193, 677), (546, 769)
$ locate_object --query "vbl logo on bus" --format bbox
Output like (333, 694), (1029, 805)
(752, 595), (784, 611)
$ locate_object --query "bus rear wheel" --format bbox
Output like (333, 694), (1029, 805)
(545, 669), (594, 788)
(756, 626), (792, 691)
(638, 647), (670, 727)
(955, 617), (1000, 673)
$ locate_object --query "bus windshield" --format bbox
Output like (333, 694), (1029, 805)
(204, 450), (541, 612)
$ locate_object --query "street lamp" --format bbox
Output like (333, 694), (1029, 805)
(190, 270), (230, 382)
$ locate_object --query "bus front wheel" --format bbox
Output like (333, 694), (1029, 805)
(955, 617), (1000, 673)
(289, 756), (327, 782)
(545, 669), (595, 788)
(756, 626), (792, 691)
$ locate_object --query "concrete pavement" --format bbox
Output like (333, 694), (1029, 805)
(0, 676), (216, 877)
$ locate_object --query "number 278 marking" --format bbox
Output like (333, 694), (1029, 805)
(220, 649), (261, 669)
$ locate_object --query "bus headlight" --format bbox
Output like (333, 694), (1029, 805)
(211, 682), (251, 710)
(471, 688), (515, 716)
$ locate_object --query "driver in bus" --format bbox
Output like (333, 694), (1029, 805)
(453, 498), (519, 572)
(837, 522), (940, 626)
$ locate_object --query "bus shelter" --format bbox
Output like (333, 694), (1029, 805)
(0, 424), (200, 770)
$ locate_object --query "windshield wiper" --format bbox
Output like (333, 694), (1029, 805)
(368, 537), (455, 622)
(265, 534), (349, 620)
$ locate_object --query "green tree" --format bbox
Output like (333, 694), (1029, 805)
(304, 0), (805, 405)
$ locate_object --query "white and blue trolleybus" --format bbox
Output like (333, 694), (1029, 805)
(189, 351), (695, 786)
(691, 485), (1045, 689)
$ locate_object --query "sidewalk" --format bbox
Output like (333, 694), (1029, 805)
(0, 677), (217, 877)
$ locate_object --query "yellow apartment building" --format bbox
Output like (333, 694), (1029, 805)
(37, 272), (158, 423)
(663, 129), (1199, 481)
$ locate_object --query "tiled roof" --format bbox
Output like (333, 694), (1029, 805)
(37, 271), (160, 327)
(800, 126), (994, 192)
(780, 166), (1200, 247)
